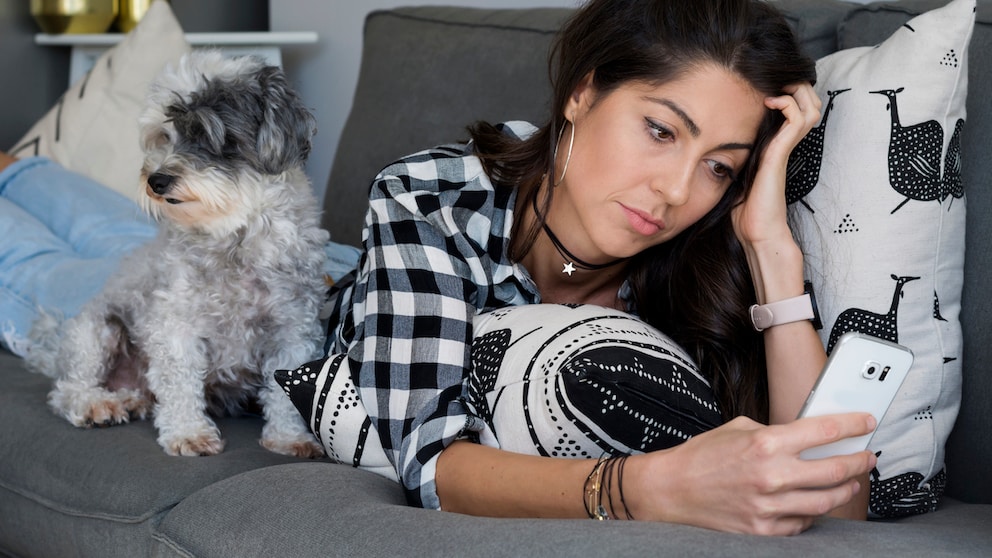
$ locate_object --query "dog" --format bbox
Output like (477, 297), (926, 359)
(26, 50), (329, 458)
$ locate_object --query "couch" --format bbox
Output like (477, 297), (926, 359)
(1, 1), (990, 556)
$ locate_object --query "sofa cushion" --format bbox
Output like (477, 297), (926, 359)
(785, 0), (975, 516)
(838, 0), (992, 507)
(153, 461), (992, 558)
(0, 351), (321, 558)
(8, 0), (190, 202)
(322, 7), (570, 246)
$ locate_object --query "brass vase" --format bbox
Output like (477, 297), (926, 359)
(31, 0), (120, 34)
(115, 0), (159, 33)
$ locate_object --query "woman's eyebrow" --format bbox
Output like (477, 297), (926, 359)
(643, 95), (754, 151)
(643, 96), (700, 136)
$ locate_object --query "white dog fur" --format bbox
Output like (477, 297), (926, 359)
(26, 50), (329, 458)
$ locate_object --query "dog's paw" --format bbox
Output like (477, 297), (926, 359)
(49, 387), (137, 428)
(160, 431), (226, 456)
(260, 436), (326, 459)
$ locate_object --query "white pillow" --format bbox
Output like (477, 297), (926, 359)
(9, 0), (190, 202)
(786, 0), (974, 518)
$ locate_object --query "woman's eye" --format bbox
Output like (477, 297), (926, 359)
(645, 118), (675, 142)
(708, 160), (736, 181)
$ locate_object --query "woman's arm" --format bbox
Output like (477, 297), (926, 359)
(437, 413), (877, 534)
(733, 83), (870, 519)
(733, 83), (826, 423)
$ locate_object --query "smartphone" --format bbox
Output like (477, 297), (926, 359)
(797, 332), (914, 460)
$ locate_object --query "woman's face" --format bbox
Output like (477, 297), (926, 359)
(552, 64), (767, 261)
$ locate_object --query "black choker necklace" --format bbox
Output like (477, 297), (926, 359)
(532, 195), (625, 277)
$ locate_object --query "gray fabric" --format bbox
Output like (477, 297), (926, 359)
(0, 352), (322, 558)
(153, 462), (992, 558)
(836, 0), (992, 506)
(322, 7), (570, 246)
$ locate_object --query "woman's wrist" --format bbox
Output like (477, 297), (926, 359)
(743, 237), (805, 305)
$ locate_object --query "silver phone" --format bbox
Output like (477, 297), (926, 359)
(797, 332), (914, 460)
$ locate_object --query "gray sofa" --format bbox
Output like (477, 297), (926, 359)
(2, 1), (991, 556)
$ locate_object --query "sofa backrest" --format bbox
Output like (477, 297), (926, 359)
(323, 0), (991, 505)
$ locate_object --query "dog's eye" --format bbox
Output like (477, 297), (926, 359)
(154, 131), (171, 148)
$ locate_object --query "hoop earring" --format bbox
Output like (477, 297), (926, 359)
(553, 120), (574, 187)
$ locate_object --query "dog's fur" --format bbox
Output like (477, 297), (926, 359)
(26, 51), (329, 457)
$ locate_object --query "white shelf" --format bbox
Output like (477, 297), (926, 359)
(35, 31), (318, 47)
(35, 31), (318, 84)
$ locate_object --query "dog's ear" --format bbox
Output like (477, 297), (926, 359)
(254, 65), (317, 174)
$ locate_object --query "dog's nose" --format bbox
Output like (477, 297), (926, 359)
(148, 173), (176, 194)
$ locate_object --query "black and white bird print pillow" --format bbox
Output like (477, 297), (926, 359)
(785, 0), (974, 518)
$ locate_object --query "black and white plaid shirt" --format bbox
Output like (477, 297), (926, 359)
(322, 121), (543, 509)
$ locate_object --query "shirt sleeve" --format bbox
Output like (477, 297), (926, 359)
(348, 149), (496, 509)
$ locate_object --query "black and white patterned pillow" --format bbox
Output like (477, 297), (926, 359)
(466, 304), (722, 457)
(786, 0), (974, 518)
(276, 304), (723, 478)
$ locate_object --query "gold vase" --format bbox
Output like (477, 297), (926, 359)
(115, 0), (159, 33)
(31, 0), (120, 34)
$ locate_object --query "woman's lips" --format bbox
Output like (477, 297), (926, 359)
(620, 204), (664, 236)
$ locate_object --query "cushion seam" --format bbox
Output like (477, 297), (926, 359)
(0, 478), (169, 524)
(367, 9), (562, 36)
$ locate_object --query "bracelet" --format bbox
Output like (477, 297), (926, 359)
(584, 454), (610, 520)
(583, 453), (636, 521)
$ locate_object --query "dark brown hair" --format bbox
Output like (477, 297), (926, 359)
(469, 0), (816, 422)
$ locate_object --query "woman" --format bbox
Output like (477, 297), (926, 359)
(308, 0), (876, 535)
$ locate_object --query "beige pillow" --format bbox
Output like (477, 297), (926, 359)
(9, 0), (190, 201)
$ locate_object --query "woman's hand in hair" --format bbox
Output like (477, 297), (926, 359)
(733, 82), (821, 250)
(624, 413), (877, 535)
(731, 82), (821, 305)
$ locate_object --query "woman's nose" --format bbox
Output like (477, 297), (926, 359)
(652, 164), (692, 206)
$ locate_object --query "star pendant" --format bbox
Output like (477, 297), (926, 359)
(562, 262), (576, 276)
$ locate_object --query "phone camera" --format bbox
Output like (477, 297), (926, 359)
(861, 361), (882, 380)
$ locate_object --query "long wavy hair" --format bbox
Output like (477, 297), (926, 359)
(468, 0), (816, 423)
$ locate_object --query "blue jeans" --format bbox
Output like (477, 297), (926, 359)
(0, 158), (156, 355)
(0, 157), (361, 356)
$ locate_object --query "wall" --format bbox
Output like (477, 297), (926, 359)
(270, 0), (580, 203)
(0, 2), (67, 150)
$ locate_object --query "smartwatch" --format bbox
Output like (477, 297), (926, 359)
(749, 280), (823, 332)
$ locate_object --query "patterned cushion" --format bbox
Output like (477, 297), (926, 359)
(786, 0), (974, 518)
(9, 0), (190, 202)
(276, 304), (723, 478)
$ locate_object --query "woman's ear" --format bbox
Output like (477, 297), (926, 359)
(564, 70), (596, 122)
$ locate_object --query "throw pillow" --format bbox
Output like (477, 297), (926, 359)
(466, 304), (722, 457)
(785, 0), (974, 518)
(9, 0), (190, 202)
(276, 304), (724, 479)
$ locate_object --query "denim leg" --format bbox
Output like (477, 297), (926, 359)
(0, 157), (154, 355)
(0, 157), (156, 259)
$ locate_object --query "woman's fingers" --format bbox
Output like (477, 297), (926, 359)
(631, 415), (878, 535)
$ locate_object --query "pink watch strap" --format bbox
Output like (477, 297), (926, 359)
(749, 294), (815, 331)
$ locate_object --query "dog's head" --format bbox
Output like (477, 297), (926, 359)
(137, 50), (317, 234)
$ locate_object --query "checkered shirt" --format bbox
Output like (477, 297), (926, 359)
(322, 121), (541, 509)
